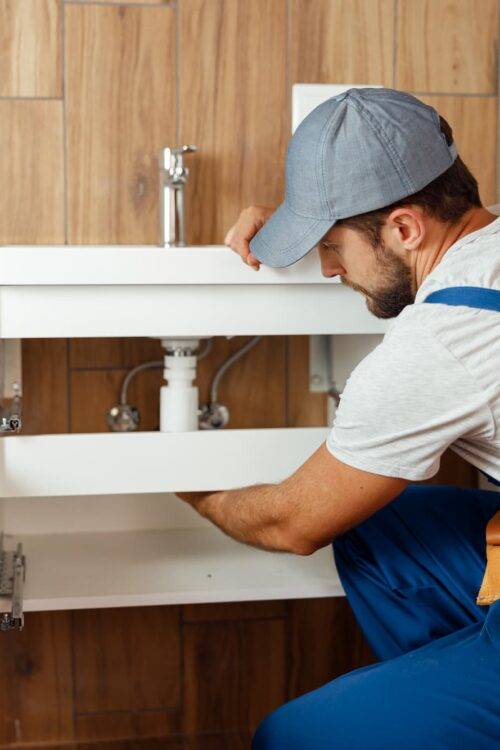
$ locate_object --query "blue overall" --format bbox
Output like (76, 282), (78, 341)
(253, 287), (500, 750)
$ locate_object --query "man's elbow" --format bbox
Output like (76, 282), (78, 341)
(289, 538), (320, 556)
(276, 526), (326, 556)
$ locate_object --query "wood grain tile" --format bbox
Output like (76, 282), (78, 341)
(243, 619), (287, 730)
(22, 339), (70, 435)
(70, 368), (162, 432)
(0, 611), (74, 746)
(74, 738), (249, 750)
(290, 0), (394, 86)
(75, 713), (149, 744)
(287, 598), (375, 699)
(0, 100), (65, 243)
(69, 338), (162, 370)
(417, 95), (497, 206)
(182, 600), (286, 623)
(0, 0), (61, 96)
(396, 0), (497, 94)
(196, 336), (287, 429)
(178, 0), (288, 246)
(75, 710), (179, 743)
(65, 4), (176, 243)
(67, 1), (167, 4)
(72, 606), (181, 715)
(185, 734), (252, 750)
(182, 618), (286, 733)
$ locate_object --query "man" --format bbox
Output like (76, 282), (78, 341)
(178, 88), (500, 748)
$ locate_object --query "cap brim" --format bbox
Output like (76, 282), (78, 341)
(249, 202), (336, 268)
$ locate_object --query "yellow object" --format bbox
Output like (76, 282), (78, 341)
(476, 510), (500, 606)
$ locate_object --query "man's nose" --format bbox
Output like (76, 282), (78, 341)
(321, 265), (345, 278)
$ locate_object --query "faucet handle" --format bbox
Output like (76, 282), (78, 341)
(162, 144), (197, 173)
(172, 145), (197, 156)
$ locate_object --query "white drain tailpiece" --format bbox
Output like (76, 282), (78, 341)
(160, 338), (200, 432)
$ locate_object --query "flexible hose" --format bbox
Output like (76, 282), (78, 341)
(119, 338), (214, 405)
(210, 336), (261, 404)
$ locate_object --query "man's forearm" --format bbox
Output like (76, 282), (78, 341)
(193, 482), (309, 554)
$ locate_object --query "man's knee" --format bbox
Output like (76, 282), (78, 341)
(252, 702), (301, 750)
(252, 673), (355, 750)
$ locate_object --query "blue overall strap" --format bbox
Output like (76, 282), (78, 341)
(424, 286), (500, 312)
(424, 285), (500, 487)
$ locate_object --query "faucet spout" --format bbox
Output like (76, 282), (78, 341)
(159, 144), (197, 247)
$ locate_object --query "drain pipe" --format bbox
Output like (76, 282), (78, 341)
(160, 338), (200, 431)
(107, 336), (263, 432)
(107, 339), (213, 432)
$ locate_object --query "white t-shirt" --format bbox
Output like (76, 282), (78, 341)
(326, 207), (500, 483)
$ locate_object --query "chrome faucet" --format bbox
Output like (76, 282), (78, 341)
(159, 144), (197, 247)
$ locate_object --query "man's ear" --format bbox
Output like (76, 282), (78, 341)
(385, 206), (425, 251)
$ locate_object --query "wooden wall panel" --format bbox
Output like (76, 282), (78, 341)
(290, 0), (395, 85)
(70, 338), (162, 370)
(22, 340), (70, 435)
(70, 368), (163, 432)
(186, 736), (251, 750)
(417, 95), (497, 206)
(0, 612), (74, 746)
(396, 0), (498, 93)
(72, 607), (181, 715)
(0, 101), (64, 244)
(178, 0), (288, 246)
(72, 1), (167, 4)
(65, 4), (176, 244)
(196, 337), (287, 429)
(182, 618), (286, 733)
(287, 598), (375, 700)
(74, 709), (178, 744)
(182, 601), (286, 622)
(0, 0), (61, 97)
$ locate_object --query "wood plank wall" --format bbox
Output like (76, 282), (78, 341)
(0, 0), (498, 747)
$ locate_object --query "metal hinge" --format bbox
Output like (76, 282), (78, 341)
(0, 534), (25, 631)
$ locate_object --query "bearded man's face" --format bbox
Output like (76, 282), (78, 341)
(318, 225), (415, 319)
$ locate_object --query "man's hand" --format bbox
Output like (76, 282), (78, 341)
(175, 444), (408, 555)
(176, 490), (211, 507)
(224, 205), (275, 270)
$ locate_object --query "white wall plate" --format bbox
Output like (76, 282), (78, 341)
(292, 83), (383, 132)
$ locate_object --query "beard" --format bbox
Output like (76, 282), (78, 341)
(341, 241), (415, 319)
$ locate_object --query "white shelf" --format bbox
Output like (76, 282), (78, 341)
(0, 245), (387, 337)
(0, 427), (329, 498)
(8, 527), (343, 612)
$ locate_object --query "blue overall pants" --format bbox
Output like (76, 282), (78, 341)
(253, 287), (500, 749)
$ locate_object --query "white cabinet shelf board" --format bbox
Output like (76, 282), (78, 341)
(9, 528), (342, 612)
(0, 427), (329, 498)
